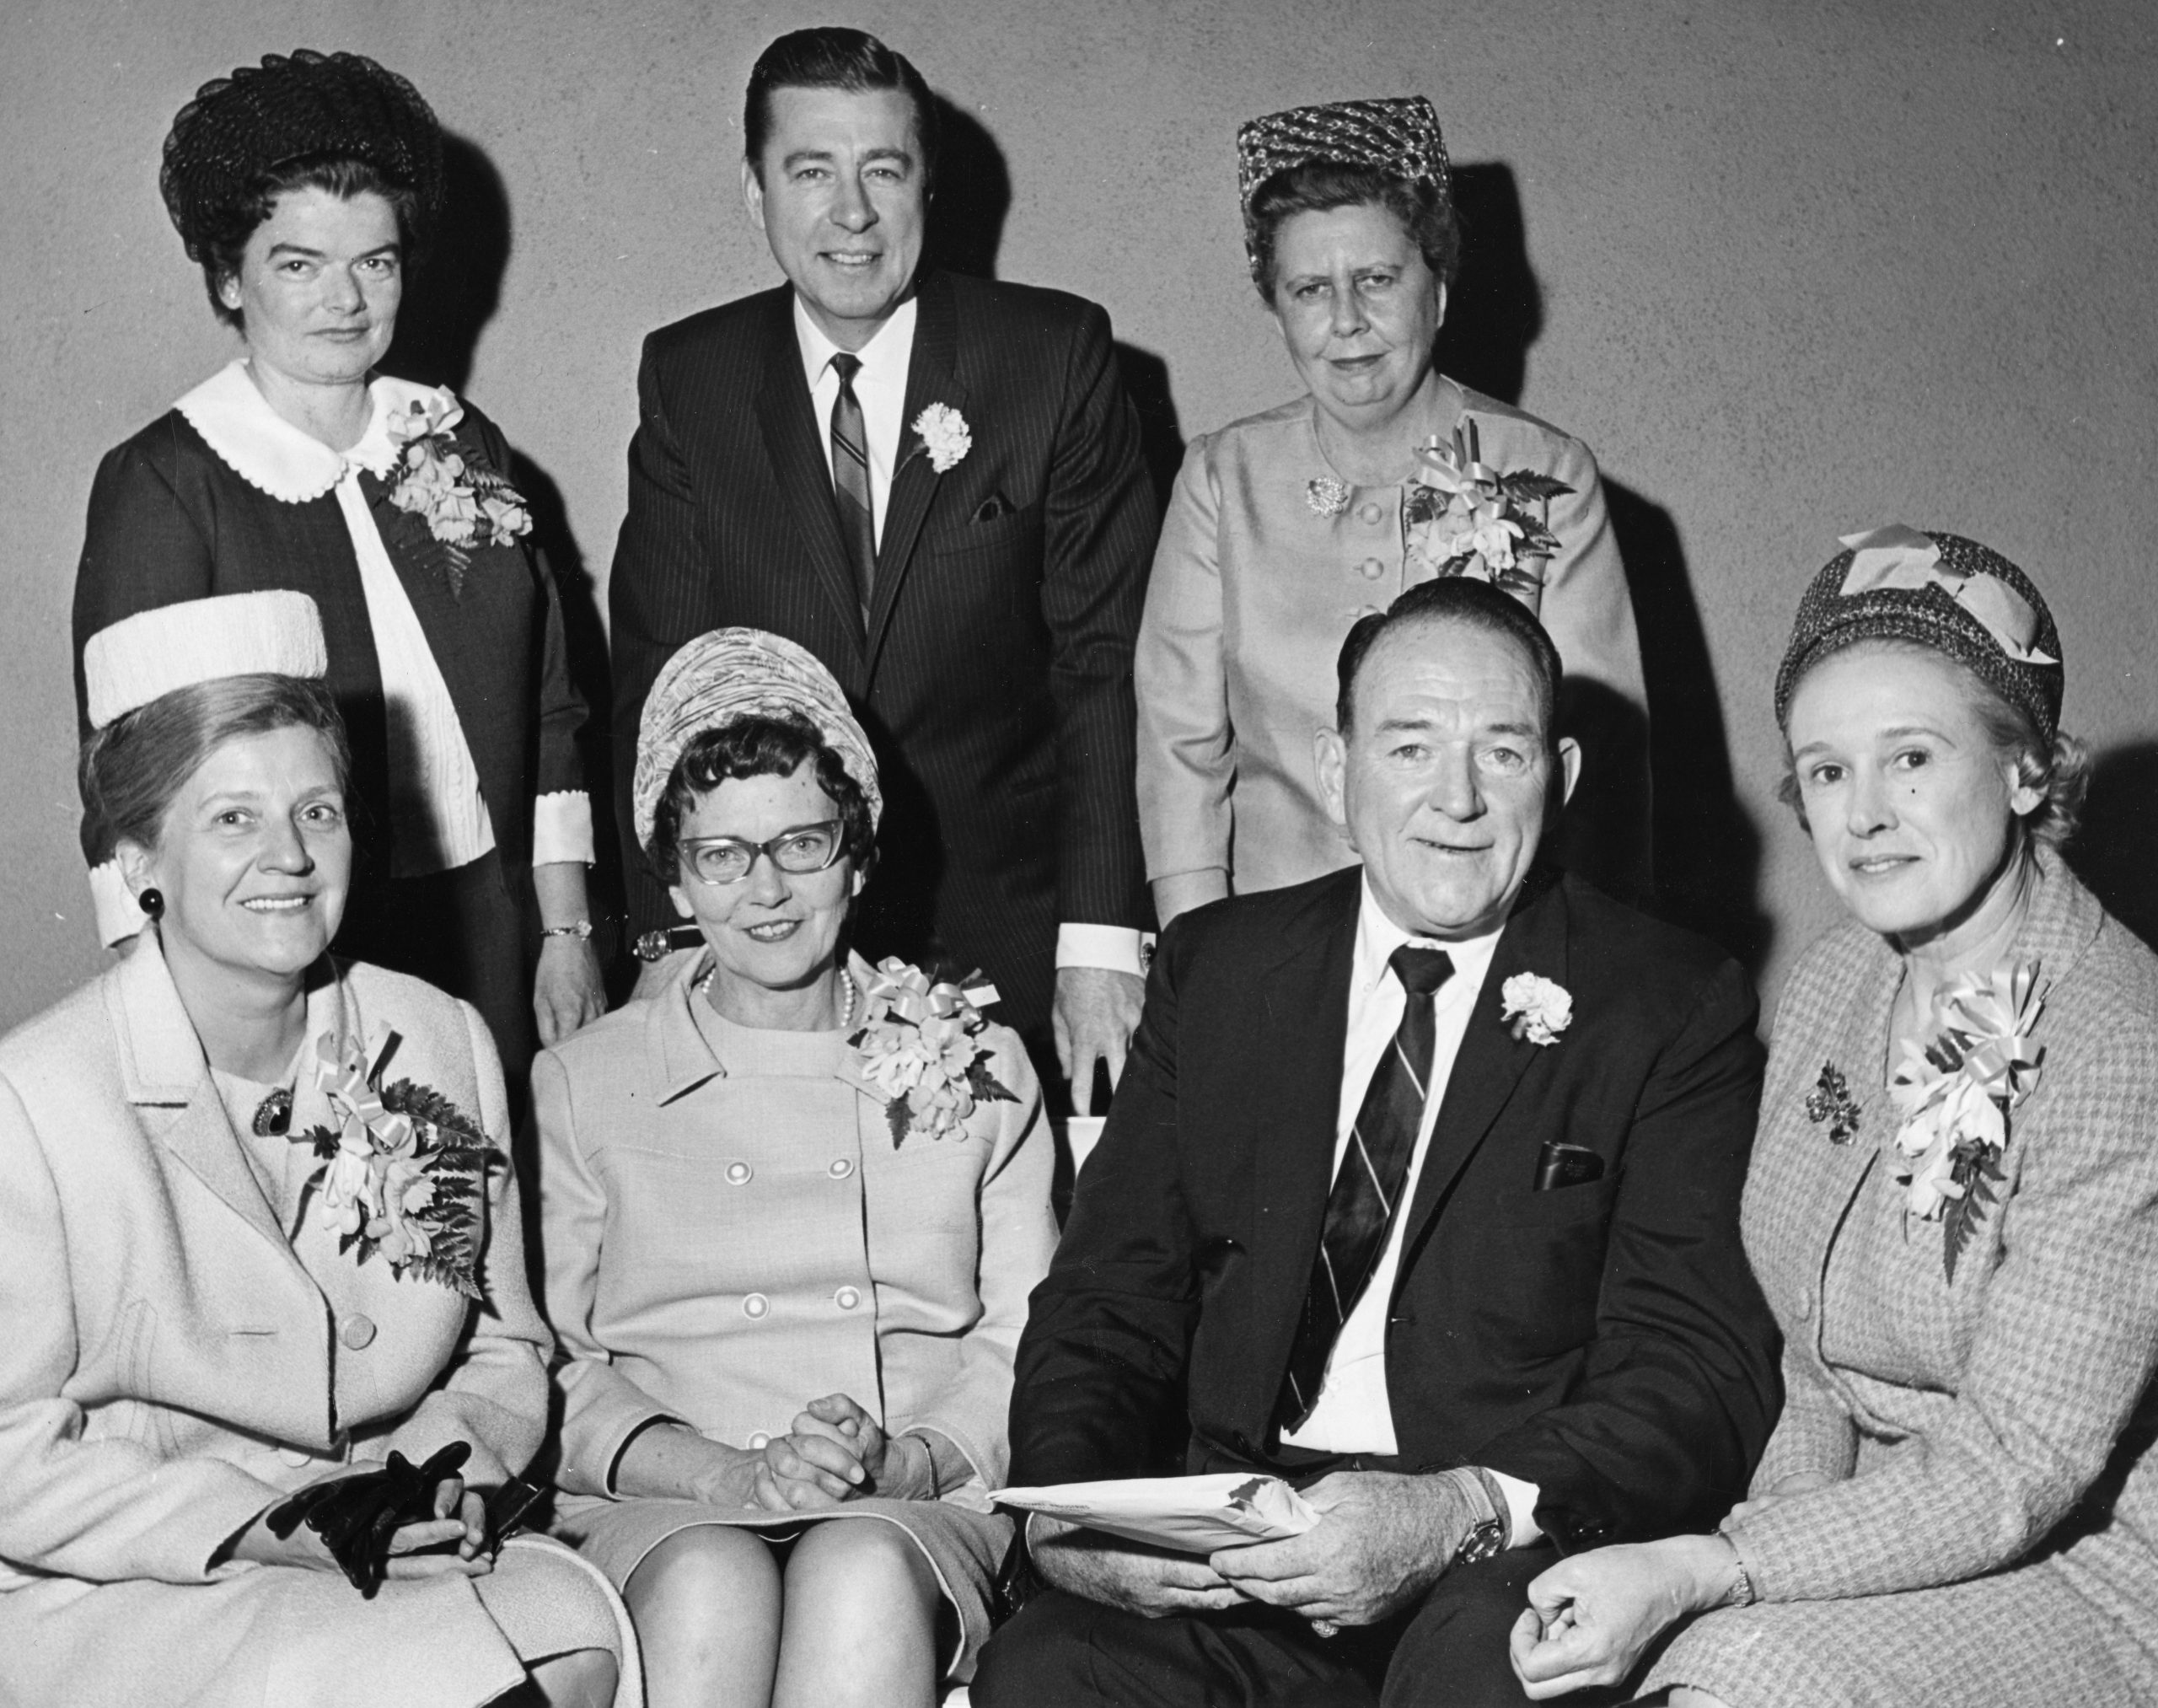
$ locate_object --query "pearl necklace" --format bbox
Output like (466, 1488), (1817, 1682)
(695, 965), (858, 1031)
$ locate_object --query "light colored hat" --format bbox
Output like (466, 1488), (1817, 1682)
(83, 590), (329, 729)
(633, 627), (882, 853)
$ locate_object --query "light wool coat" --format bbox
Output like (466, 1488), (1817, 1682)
(1649, 852), (2158, 1706)
(0, 936), (584, 1708)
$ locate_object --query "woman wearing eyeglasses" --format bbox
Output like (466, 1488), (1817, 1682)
(534, 628), (1057, 1708)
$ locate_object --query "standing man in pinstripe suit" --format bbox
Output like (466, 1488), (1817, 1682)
(609, 27), (1158, 1097)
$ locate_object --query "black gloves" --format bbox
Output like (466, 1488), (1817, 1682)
(266, 1441), (473, 1597)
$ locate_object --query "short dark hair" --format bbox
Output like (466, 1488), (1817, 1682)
(647, 714), (878, 879)
(1334, 577), (1562, 740)
(1247, 158), (1458, 303)
(196, 154), (423, 330)
(81, 673), (352, 859)
(743, 28), (938, 186)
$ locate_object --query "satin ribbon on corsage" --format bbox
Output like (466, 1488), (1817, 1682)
(1887, 959), (2046, 1282)
(1402, 421), (1572, 599)
(383, 391), (533, 597)
(845, 958), (1017, 1147)
(1838, 524), (2058, 665)
(292, 1022), (492, 1296)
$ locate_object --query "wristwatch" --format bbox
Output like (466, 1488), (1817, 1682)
(1452, 1467), (1510, 1567)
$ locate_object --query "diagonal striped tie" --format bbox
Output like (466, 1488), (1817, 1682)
(828, 352), (878, 615)
(1275, 943), (1453, 1435)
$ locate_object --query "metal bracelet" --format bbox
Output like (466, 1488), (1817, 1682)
(539, 919), (594, 940)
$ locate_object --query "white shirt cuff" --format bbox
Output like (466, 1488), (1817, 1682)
(1054, 923), (1151, 977)
(532, 790), (596, 867)
(89, 858), (143, 948)
(1489, 1469), (1543, 1548)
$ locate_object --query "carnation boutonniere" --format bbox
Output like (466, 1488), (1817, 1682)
(1500, 973), (1573, 1045)
(1887, 959), (2046, 1282)
(290, 1023), (492, 1297)
(384, 395), (533, 597)
(1402, 422), (1572, 599)
(847, 957), (1016, 1146)
(1805, 1061), (1862, 1145)
(910, 403), (972, 473)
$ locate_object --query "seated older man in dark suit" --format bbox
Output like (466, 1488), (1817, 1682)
(975, 577), (1780, 1706)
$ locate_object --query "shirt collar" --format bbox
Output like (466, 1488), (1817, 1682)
(1353, 873), (1505, 997)
(173, 357), (461, 503)
(792, 293), (918, 393)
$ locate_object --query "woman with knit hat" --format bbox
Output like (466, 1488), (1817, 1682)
(72, 49), (603, 1095)
(1509, 529), (2158, 1706)
(0, 591), (631, 1706)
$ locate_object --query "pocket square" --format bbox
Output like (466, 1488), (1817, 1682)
(971, 493), (1016, 524)
(1533, 1141), (1605, 1192)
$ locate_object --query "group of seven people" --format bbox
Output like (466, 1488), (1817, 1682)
(7, 24), (2154, 1708)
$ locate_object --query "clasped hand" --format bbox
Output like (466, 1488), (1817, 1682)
(1508, 1535), (1736, 1699)
(704, 1393), (935, 1514)
(235, 1442), (489, 1593)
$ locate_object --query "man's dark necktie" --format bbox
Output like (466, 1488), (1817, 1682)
(828, 352), (878, 615)
(1275, 943), (1454, 1434)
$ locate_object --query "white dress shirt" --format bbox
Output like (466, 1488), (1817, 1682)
(789, 295), (1144, 980)
(1280, 876), (1541, 1545)
(86, 361), (593, 943)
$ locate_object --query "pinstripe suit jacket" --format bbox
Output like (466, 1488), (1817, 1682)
(1711, 851), (2158, 1641)
(609, 271), (1157, 1035)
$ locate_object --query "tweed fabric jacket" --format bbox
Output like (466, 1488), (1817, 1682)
(0, 936), (577, 1705)
(608, 270), (1157, 1037)
(1648, 851), (2158, 1705)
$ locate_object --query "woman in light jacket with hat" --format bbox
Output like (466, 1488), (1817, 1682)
(0, 590), (634, 1706)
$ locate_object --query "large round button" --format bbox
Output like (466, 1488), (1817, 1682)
(276, 1445), (313, 1468)
(835, 1286), (862, 1310)
(747, 1431), (771, 1450)
(828, 1157), (855, 1179)
(725, 1161), (752, 1185)
(340, 1315), (377, 1351)
(1357, 502), (1385, 525)
(1795, 1288), (1816, 1321)
(742, 1292), (770, 1319)
(1358, 557), (1387, 580)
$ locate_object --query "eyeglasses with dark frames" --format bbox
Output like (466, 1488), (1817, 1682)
(677, 820), (846, 886)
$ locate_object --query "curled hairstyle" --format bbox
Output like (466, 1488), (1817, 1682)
(194, 155), (422, 330)
(1776, 640), (2091, 850)
(647, 714), (878, 880)
(1335, 577), (1562, 741)
(1247, 158), (1459, 303)
(81, 673), (352, 859)
(743, 27), (938, 187)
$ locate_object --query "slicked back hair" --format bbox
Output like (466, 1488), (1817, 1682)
(1334, 577), (1563, 743)
(743, 27), (937, 187)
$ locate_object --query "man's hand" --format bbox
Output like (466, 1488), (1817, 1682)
(1052, 966), (1145, 1112)
(534, 934), (607, 1046)
(1031, 1514), (1250, 1619)
(1508, 1536), (1736, 1700)
(1209, 1471), (1473, 1628)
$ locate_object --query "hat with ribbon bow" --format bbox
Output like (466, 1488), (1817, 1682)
(1774, 525), (2063, 743)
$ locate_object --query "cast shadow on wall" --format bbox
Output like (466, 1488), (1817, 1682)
(931, 94), (1188, 513)
(1441, 162), (1772, 972)
(2070, 743), (2158, 952)
(384, 133), (626, 955)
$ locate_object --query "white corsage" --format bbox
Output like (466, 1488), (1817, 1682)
(912, 403), (972, 473)
(1500, 973), (1573, 1045)
(849, 958), (1016, 1146)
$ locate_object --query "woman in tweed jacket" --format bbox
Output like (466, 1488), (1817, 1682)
(1509, 529), (2158, 1706)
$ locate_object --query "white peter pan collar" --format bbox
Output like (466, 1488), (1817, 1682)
(173, 358), (464, 504)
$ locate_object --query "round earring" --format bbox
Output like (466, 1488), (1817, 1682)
(137, 887), (164, 920)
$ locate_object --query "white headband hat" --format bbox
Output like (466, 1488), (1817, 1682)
(633, 627), (882, 853)
(84, 590), (328, 729)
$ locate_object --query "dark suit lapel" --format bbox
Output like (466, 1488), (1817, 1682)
(867, 272), (966, 669)
(753, 291), (871, 649)
(1396, 868), (1571, 1261)
(1245, 874), (1362, 1390)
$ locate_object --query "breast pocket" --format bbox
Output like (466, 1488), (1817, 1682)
(927, 498), (1044, 562)
(1459, 1176), (1624, 1360)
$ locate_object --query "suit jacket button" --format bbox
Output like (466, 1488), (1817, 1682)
(743, 1292), (770, 1319)
(277, 1445), (313, 1467)
(1796, 1289), (1815, 1320)
(726, 1161), (753, 1185)
(1358, 502), (1385, 525)
(835, 1286), (862, 1310)
(828, 1158), (855, 1179)
(748, 1431), (771, 1449)
(340, 1315), (377, 1351)
(1358, 557), (1388, 579)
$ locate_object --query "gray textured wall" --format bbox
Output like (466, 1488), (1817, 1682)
(4, 0), (2154, 1029)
